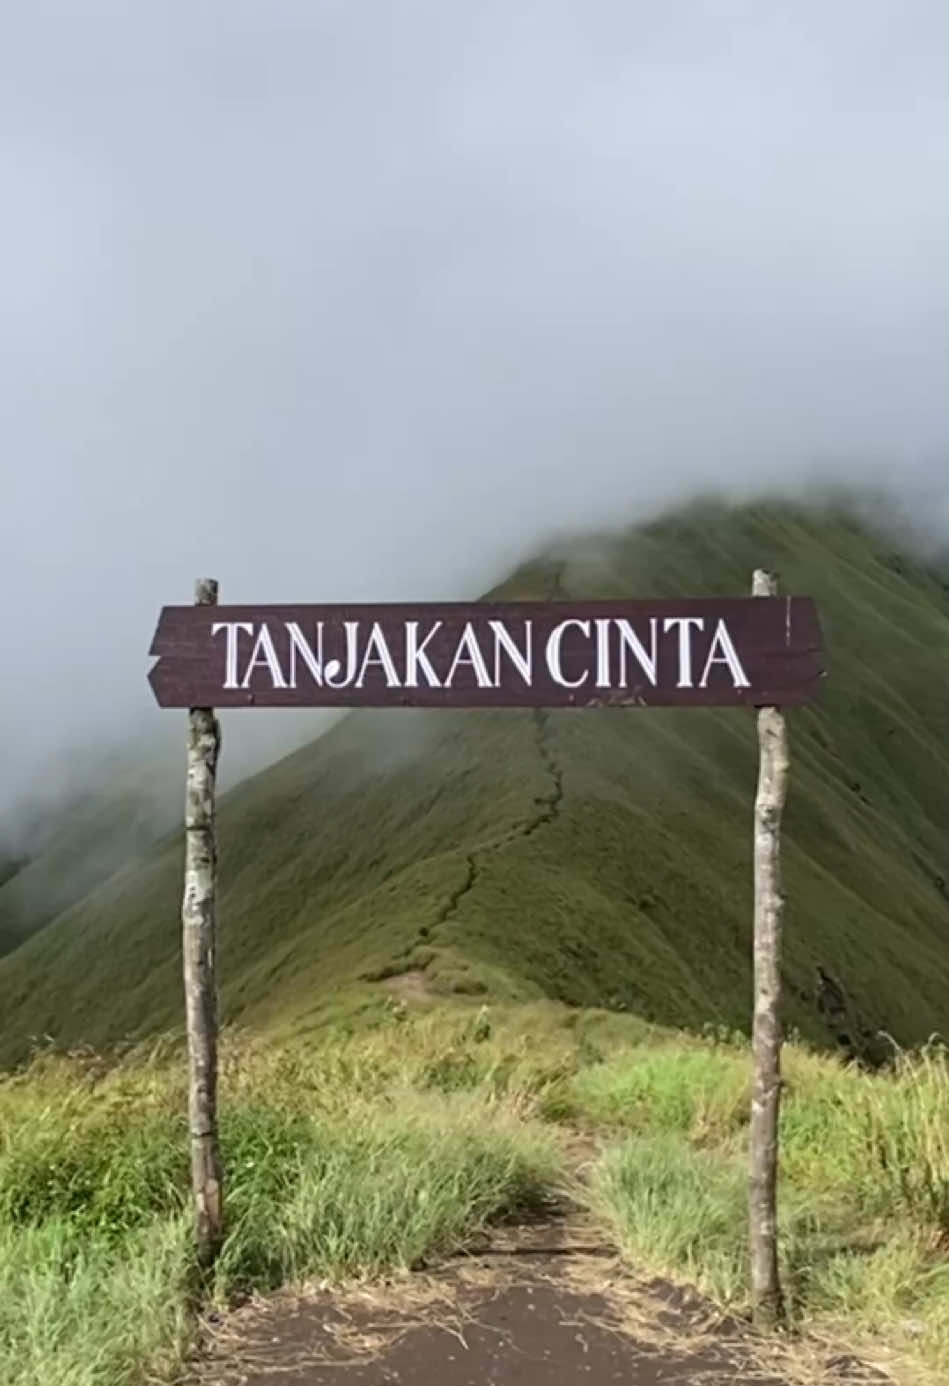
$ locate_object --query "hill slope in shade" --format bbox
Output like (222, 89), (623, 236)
(0, 717), (333, 960)
(0, 857), (30, 954)
(0, 498), (947, 1067)
(0, 764), (181, 960)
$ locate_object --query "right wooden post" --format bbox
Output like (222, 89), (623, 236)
(749, 568), (790, 1327)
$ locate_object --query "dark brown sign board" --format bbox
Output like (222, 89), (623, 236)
(148, 598), (822, 709)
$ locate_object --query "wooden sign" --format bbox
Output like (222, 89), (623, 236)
(148, 598), (822, 709)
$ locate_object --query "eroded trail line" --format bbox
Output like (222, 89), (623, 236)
(525, 709), (564, 836)
(420, 854), (478, 939)
(429, 711), (566, 916)
(376, 713), (567, 987)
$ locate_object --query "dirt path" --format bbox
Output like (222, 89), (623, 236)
(189, 1200), (889, 1386)
(193, 1264), (784, 1385)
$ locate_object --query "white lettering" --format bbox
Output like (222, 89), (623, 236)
(325, 622), (361, 687)
(212, 622), (253, 689)
(663, 616), (704, 688)
(616, 617), (658, 687)
(446, 623), (493, 687)
(405, 621), (443, 687)
(595, 619), (611, 688)
(546, 619), (590, 688)
(356, 622), (401, 688)
(490, 619), (532, 685)
(699, 619), (751, 688)
(285, 622), (324, 687)
(240, 623), (288, 689)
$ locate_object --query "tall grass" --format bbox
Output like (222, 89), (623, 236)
(2, 1014), (949, 1385)
(0, 1019), (562, 1386)
(0, 1216), (192, 1386)
(208, 1093), (558, 1293)
(584, 1038), (949, 1382)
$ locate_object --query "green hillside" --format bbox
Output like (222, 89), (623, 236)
(0, 857), (29, 952)
(0, 857), (27, 892)
(0, 765), (179, 960)
(1, 497), (947, 1068)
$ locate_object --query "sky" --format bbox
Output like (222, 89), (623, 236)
(3, 0), (949, 834)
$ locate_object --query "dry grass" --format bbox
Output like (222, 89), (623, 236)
(2, 1011), (949, 1384)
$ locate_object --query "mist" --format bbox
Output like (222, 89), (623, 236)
(3, 1), (949, 843)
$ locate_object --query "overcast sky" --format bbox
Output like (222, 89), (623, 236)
(3, 1), (949, 829)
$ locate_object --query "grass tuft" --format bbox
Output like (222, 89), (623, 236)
(0, 1024), (560, 1386)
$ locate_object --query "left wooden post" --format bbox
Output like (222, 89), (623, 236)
(183, 577), (223, 1266)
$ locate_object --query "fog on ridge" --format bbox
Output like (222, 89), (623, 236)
(2, 1), (949, 840)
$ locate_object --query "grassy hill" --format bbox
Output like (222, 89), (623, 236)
(0, 857), (27, 893)
(0, 857), (29, 953)
(0, 765), (180, 960)
(0, 496), (947, 1068)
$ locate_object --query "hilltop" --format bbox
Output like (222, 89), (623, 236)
(0, 496), (947, 1067)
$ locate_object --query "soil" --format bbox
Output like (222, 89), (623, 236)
(188, 1207), (892, 1386)
(380, 970), (431, 1003)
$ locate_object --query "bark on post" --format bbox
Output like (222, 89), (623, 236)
(749, 568), (790, 1327)
(182, 577), (223, 1266)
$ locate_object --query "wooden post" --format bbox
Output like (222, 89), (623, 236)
(749, 568), (789, 1327)
(182, 577), (223, 1266)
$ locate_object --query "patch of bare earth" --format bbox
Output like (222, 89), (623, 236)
(184, 1152), (893, 1386)
(380, 970), (431, 1003)
(186, 1251), (891, 1386)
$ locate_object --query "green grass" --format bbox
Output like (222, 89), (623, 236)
(0, 856), (27, 892)
(0, 1216), (193, 1386)
(0, 1018), (562, 1386)
(1, 496), (948, 1067)
(3, 1011), (949, 1384)
(0, 761), (182, 962)
(584, 1036), (949, 1380)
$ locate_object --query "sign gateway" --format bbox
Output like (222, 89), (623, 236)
(148, 597), (822, 709)
(151, 573), (821, 1322)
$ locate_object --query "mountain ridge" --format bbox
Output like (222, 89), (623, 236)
(1, 496), (947, 1068)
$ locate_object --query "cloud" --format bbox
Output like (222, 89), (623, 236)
(2, 0), (948, 830)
